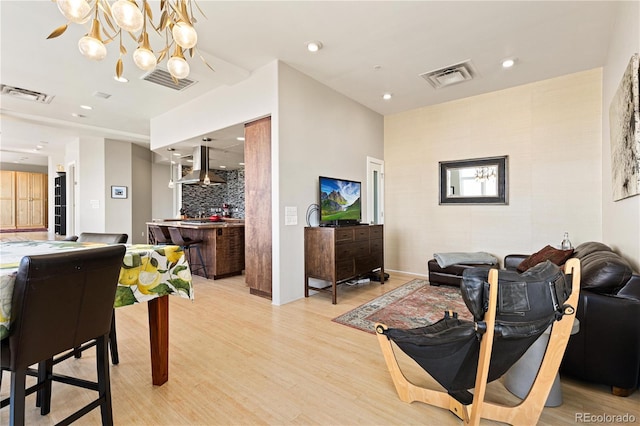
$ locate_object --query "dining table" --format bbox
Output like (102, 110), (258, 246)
(0, 240), (194, 386)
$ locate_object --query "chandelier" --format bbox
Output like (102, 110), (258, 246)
(474, 166), (496, 182)
(48, 0), (213, 81)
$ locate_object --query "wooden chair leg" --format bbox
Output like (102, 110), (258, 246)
(374, 324), (469, 421)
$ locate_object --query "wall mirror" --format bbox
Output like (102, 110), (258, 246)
(439, 156), (508, 205)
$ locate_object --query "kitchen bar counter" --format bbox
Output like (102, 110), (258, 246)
(147, 221), (245, 279)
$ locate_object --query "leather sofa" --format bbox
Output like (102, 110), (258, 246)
(505, 242), (640, 396)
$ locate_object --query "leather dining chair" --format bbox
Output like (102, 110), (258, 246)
(149, 225), (173, 245)
(0, 245), (125, 426)
(73, 232), (128, 365)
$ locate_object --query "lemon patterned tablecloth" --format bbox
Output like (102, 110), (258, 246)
(0, 240), (194, 340)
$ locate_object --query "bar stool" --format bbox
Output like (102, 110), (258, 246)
(167, 227), (208, 279)
(149, 225), (172, 245)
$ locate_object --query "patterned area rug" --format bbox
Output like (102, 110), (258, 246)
(332, 279), (472, 334)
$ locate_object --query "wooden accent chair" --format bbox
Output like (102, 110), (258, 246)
(0, 245), (125, 426)
(376, 259), (580, 426)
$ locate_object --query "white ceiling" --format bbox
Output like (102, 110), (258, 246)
(0, 1), (619, 168)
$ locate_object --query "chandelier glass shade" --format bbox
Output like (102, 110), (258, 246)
(77, 19), (107, 61)
(48, 0), (212, 81)
(111, 0), (144, 33)
(57, 0), (91, 24)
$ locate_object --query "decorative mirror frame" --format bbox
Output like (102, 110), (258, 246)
(439, 156), (508, 205)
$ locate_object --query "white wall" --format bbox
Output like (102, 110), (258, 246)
(76, 136), (106, 233)
(105, 140), (133, 238)
(152, 163), (175, 221)
(602, 1), (640, 271)
(131, 144), (152, 244)
(384, 69), (603, 276)
(150, 60), (384, 304)
(275, 62), (384, 304)
(150, 62), (278, 150)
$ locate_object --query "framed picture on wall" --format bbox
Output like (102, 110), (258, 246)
(610, 53), (640, 201)
(111, 186), (128, 199)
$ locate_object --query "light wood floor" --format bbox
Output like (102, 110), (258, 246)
(1, 232), (639, 425)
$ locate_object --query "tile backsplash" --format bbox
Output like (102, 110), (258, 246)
(181, 169), (245, 218)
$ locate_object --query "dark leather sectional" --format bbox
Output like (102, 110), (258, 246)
(504, 242), (640, 396)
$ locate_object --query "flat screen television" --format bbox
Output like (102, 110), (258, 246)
(319, 176), (362, 226)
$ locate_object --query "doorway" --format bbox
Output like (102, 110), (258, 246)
(366, 157), (384, 225)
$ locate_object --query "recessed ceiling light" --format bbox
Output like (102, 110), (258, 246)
(306, 41), (323, 53)
(382, 93), (392, 101)
(502, 58), (516, 68)
(71, 113), (86, 118)
(114, 75), (129, 83)
(172, 152), (181, 156)
(80, 104), (93, 110)
(236, 136), (245, 141)
(239, 162), (245, 166)
(219, 165), (227, 169)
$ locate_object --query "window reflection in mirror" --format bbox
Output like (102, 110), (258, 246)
(439, 156), (508, 204)
(447, 165), (499, 197)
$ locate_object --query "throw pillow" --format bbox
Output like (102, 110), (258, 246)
(517, 245), (574, 272)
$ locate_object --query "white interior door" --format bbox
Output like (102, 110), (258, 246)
(366, 157), (384, 225)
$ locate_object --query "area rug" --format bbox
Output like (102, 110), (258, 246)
(332, 279), (472, 334)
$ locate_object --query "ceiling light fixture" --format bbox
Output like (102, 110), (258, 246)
(168, 162), (175, 189)
(502, 58), (516, 68)
(80, 104), (93, 110)
(48, 0), (214, 81)
(306, 41), (323, 53)
(382, 93), (392, 101)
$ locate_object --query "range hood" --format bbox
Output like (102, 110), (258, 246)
(176, 146), (225, 184)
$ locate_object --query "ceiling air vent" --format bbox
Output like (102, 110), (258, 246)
(141, 69), (197, 91)
(0, 84), (54, 103)
(420, 60), (476, 89)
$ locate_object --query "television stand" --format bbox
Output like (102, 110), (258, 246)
(304, 224), (384, 304)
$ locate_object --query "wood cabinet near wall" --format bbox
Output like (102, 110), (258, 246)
(244, 116), (272, 299)
(1, 171), (47, 230)
(16, 172), (47, 229)
(304, 225), (384, 304)
(0, 170), (16, 229)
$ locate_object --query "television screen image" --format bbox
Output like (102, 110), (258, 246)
(319, 176), (361, 225)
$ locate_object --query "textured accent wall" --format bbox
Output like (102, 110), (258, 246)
(384, 69), (603, 276)
(181, 169), (245, 218)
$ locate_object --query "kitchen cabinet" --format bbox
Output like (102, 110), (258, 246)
(147, 222), (245, 279)
(0, 170), (16, 229)
(1, 171), (47, 230)
(16, 171), (47, 229)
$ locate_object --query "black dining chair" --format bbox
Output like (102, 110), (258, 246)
(167, 227), (208, 278)
(73, 232), (128, 364)
(0, 245), (125, 426)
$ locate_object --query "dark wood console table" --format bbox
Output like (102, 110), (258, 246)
(304, 224), (384, 304)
